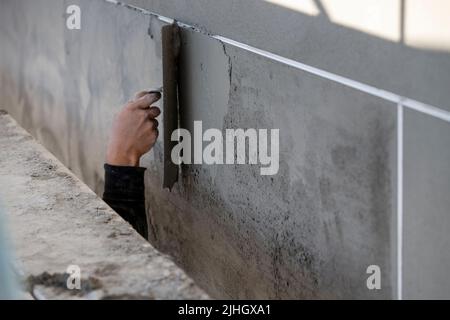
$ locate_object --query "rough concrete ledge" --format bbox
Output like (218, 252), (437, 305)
(0, 111), (209, 299)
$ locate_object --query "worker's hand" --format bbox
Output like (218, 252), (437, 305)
(106, 91), (161, 167)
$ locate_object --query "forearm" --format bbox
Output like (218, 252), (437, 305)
(102, 164), (148, 239)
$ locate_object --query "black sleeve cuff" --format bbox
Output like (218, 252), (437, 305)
(103, 163), (146, 201)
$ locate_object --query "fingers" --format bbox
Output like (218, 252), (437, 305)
(134, 89), (162, 101)
(151, 127), (159, 141)
(146, 106), (161, 119)
(146, 120), (159, 143)
(148, 118), (159, 129)
(129, 92), (161, 109)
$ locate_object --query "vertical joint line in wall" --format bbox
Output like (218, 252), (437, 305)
(397, 102), (404, 300)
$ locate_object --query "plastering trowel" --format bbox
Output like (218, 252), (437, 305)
(161, 23), (181, 190)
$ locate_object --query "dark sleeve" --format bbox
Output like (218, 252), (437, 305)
(103, 163), (148, 239)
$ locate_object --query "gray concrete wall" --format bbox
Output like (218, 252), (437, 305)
(0, 0), (449, 299)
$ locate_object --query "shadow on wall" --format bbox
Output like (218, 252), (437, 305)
(267, 0), (450, 52)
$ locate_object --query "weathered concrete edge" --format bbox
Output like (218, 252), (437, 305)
(0, 111), (209, 299)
